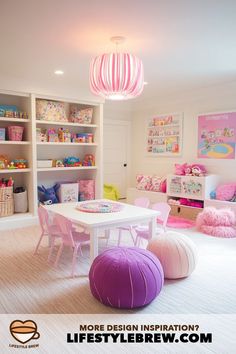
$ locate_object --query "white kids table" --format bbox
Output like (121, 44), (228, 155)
(45, 199), (160, 265)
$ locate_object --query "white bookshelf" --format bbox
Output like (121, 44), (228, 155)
(0, 90), (103, 230)
(37, 166), (98, 172)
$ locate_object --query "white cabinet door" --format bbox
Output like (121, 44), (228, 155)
(103, 121), (130, 199)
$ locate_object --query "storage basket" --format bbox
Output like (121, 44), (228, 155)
(14, 190), (28, 213)
(0, 187), (14, 217)
(0, 200), (14, 217)
(0, 186), (13, 202)
(8, 126), (24, 141)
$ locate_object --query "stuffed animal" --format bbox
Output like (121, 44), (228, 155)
(175, 163), (187, 175)
(191, 164), (207, 177)
(38, 184), (59, 204)
(184, 164), (193, 176)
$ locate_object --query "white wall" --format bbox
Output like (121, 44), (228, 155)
(130, 80), (236, 186)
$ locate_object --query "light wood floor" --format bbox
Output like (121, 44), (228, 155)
(0, 224), (236, 314)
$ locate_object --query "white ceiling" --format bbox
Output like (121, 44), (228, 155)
(0, 0), (236, 104)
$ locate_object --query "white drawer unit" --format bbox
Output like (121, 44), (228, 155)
(167, 174), (220, 201)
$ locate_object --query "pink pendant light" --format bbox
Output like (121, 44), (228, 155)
(89, 37), (144, 100)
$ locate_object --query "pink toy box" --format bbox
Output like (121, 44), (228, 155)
(58, 183), (79, 203)
(78, 180), (95, 201)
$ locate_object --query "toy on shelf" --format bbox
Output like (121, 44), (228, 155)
(175, 163), (207, 177)
(0, 177), (14, 187)
(0, 105), (28, 119)
(36, 127), (94, 144)
(48, 128), (59, 142)
(64, 156), (82, 167)
(83, 154), (95, 166)
(58, 128), (71, 143)
(36, 128), (47, 142)
(54, 159), (64, 168)
(0, 155), (8, 169)
(11, 159), (27, 169)
(38, 184), (59, 204)
(0, 128), (6, 141)
(8, 126), (24, 141)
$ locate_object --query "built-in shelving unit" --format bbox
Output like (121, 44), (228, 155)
(37, 166), (97, 172)
(0, 141), (30, 145)
(0, 90), (103, 229)
(36, 142), (97, 146)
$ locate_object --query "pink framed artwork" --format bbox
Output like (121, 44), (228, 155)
(198, 111), (236, 159)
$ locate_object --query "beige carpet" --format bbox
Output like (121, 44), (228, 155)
(0, 225), (235, 314)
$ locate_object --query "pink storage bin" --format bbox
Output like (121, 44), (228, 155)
(78, 180), (95, 201)
(8, 126), (24, 141)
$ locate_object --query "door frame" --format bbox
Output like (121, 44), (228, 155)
(103, 119), (131, 199)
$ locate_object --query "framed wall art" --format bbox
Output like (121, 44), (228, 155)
(146, 113), (183, 156)
(198, 111), (236, 159)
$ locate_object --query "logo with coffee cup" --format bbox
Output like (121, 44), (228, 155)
(10, 320), (40, 344)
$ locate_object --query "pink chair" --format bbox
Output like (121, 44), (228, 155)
(34, 206), (62, 262)
(53, 214), (90, 277)
(106, 197), (150, 247)
(134, 202), (171, 247)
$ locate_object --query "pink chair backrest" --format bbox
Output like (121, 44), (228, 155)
(152, 202), (171, 226)
(54, 214), (74, 247)
(38, 206), (50, 233)
(134, 197), (150, 208)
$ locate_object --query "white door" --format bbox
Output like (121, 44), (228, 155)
(103, 121), (130, 199)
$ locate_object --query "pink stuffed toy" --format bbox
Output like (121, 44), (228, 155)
(216, 183), (236, 201)
(175, 163), (187, 175)
(191, 164), (207, 177)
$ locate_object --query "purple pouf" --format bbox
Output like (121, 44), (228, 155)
(89, 247), (164, 309)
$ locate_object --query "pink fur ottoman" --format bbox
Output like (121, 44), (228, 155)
(196, 207), (236, 238)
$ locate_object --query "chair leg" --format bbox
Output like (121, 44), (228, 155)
(129, 228), (136, 245)
(117, 229), (122, 246)
(54, 243), (64, 268)
(47, 236), (56, 263)
(33, 232), (44, 255)
(105, 229), (110, 247)
(71, 244), (80, 278)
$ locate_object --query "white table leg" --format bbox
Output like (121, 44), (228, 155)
(149, 217), (156, 240)
(90, 227), (99, 265)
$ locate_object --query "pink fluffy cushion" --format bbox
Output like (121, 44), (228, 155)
(200, 225), (236, 238)
(216, 183), (236, 201)
(147, 231), (198, 279)
(196, 207), (235, 227)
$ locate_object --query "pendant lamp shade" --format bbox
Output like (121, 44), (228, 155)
(89, 52), (144, 100)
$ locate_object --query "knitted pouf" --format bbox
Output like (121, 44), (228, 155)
(147, 231), (198, 279)
(89, 247), (164, 309)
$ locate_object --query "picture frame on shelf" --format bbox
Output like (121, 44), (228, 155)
(146, 112), (183, 157)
